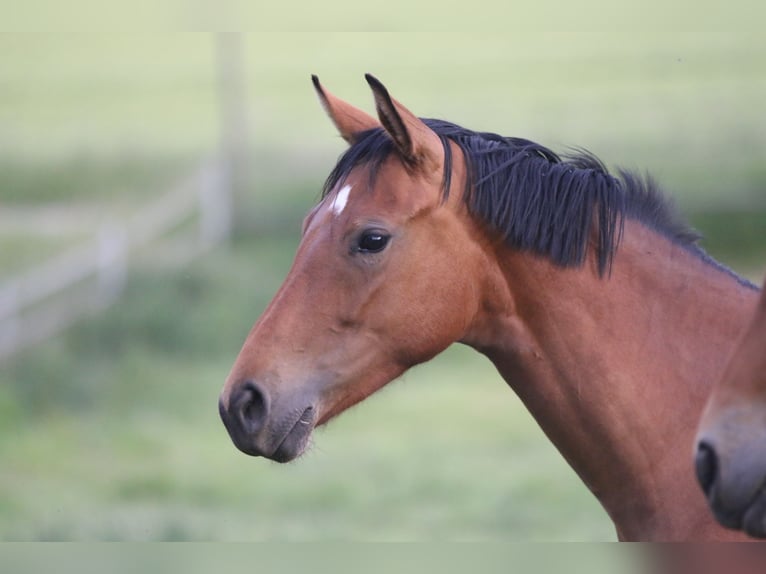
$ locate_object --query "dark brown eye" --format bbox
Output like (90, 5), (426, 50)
(357, 231), (390, 253)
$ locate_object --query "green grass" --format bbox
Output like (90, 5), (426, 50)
(0, 239), (612, 541)
(0, 154), (194, 204)
(692, 211), (766, 275)
(1, 23), (765, 541)
(1, 30), (765, 200)
(0, 356), (611, 541)
(0, 229), (760, 541)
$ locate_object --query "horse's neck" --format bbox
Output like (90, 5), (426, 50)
(464, 221), (758, 540)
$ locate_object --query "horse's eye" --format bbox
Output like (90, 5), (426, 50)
(357, 231), (390, 253)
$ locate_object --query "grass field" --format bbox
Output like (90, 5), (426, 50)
(0, 238), (613, 541)
(1, 23), (765, 542)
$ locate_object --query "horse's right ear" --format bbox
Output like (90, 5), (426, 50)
(312, 75), (379, 144)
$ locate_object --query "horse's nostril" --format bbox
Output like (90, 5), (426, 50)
(233, 381), (269, 435)
(695, 441), (719, 496)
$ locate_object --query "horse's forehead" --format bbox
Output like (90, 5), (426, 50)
(330, 167), (429, 215)
(302, 180), (364, 237)
(303, 159), (442, 240)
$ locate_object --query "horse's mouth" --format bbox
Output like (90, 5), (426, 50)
(270, 406), (316, 463)
(706, 479), (766, 538)
(741, 491), (766, 538)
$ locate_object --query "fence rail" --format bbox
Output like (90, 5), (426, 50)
(0, 157), (231, 361)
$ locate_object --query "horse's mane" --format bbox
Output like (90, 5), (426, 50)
(321, 118), (706, 277)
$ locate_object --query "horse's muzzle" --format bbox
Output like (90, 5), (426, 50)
(219, 380), (316, 463)
(695, 438), (766, 538)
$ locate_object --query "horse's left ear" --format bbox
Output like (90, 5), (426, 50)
(313, 75), (379, 144)
(365, 74), (443, 169)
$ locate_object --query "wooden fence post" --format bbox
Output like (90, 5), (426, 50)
(97, 222), (128, 303)
(213, 32), (249, 243)
(0, 284), (19, 359)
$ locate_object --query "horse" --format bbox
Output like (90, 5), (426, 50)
(218, 74), (759, 541)
(695, 277), (766, 538)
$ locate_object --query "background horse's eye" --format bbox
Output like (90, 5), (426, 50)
(357, 231), (390, 253)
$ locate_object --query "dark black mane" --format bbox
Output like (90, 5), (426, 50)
(322, 118), (702, 276)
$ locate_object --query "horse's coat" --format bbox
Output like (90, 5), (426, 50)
(219, 75), (759, 541)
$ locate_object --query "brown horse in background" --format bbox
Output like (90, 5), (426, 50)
(219, 75), (759, 540)
(696, 277), (766, 538)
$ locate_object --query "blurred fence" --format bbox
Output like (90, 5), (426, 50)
(0, 34), (247, 362)
(0, 157), (232, 361)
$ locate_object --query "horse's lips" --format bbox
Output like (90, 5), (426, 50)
(705, 473), (766, 536)
(270, 406), (315, 463)
(742, 490), (766, 538)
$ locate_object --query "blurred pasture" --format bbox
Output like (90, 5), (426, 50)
(0, 23), (765, 541)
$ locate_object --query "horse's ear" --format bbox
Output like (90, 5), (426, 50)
(312, 75), (379, 144)
(365, 73), (442, 168)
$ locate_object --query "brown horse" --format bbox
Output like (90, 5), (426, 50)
(219, 75), (759, 541)
(696, 277), (766, 538)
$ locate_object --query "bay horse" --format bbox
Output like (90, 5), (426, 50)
(218, 74), (760, 541)
(696, 277), (766, 538)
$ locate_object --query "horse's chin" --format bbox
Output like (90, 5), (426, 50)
(268, 406), (315, 463)
(704, 474), (766, 538)
(741, 491), (766, 539)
